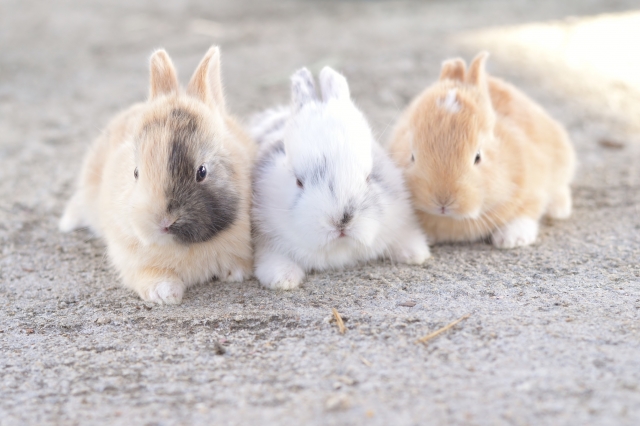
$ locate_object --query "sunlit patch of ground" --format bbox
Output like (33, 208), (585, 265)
(457, 10), (640, 134)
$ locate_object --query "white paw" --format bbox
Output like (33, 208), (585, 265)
(389, 226), (431, 264)
(219, 266), (250, 283)
(255, 253), (305, 290)
(393, 239), (431, 264)
(492, 217), (539, 249)
(265, 270), (305, 290)
(147, 281), (185, 305)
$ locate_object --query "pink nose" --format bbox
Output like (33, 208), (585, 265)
(159, 217), (176, 233)
(440, 206), (447, 215)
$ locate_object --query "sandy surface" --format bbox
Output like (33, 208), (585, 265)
(1, 0), (639, 425)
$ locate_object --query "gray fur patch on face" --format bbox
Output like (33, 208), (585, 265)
(256, 116), (286, 146)
(254, 140), (285, 182)
(303, 156), (328, 186)
(164, 108), (239, 244)
(353, 168), (383, 215)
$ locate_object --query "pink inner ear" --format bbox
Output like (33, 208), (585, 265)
(439, 59), (466, 82)
(187, 62), (210, 103)
(186, 46), (225, 109)
(149, 50), (179, 99)
(466, 52), (489, 86)
(319, 67), (350, 101)
(290, 68), (318, 110)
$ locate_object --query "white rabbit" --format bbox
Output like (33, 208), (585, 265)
(250, 67), (430, 290)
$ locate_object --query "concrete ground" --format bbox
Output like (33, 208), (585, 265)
(1, 0), (639, 424)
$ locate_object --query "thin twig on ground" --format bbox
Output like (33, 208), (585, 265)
(416, 313), (471, 344)
(332, 308), (346, 334)
(360, 356), (372, 367)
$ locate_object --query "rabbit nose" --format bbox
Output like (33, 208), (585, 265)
(435, 195), (454, 215)
(339, 211), (353, 227)
(160, 217), (176, 233)
(436, 194), (453, 207)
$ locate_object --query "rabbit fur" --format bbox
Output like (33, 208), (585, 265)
(251, 67), (430, 290)
(59, 46), (256, 304)
(388, 52), (576, 249)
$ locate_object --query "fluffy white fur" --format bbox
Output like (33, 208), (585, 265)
(251, 67), (430, 290)
(438, 89), (461, 113)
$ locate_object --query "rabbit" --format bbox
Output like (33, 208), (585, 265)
(250, 66), (430, 290)
(388, 52), (576, 249)
(59, 46), (256, 304)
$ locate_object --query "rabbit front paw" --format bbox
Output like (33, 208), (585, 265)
(492, 217), (539, 249)
(146, 280), (185, 305)
(255, 251), (305, 290)
(390, 228), (431, 264)
(219, 265), (251, 283)
(393, 240), (431, 264)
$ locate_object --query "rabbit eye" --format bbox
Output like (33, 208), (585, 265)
(296, 178), (304, 189)
(411, 153), (415, 163)
(134, 167), (138, 180)
(196, 165), (207, 182)
(474, 152), (481, 165)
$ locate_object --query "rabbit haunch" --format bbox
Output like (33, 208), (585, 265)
(389, 52), (576, 249)
(251, 67), (429, 290)
(59, 46), (255, 304)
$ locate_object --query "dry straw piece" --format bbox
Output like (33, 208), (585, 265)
(332, 308), (346, 334)
(416, 313), (471, 344)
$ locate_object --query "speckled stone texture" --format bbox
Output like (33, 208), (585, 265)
(1, 0), (639, 425)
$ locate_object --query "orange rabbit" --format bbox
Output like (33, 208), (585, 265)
(388, 52), (575, 249)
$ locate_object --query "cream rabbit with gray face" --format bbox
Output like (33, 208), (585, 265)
(251, 67), (430, 290)
(59, 47), (255, 304)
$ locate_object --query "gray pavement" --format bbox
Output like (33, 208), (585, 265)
(1, 0), (639, 425)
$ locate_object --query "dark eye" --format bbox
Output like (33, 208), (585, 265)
(474, 152), (481, 165)
(411, 153), (415, 162)
(196, 165), (207, 182)
(134, 167), (138, 180)
(296, 178), (303, 189)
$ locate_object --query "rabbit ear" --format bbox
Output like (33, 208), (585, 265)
(466, 51), (489, 87)
(186, 46), (226, 110)
(290, 67), (318, 111)
(149, 49), (179, 99)
(467, 52), (496, 125)
(319, 66), (350, 101)
(439, 58), (466, 82)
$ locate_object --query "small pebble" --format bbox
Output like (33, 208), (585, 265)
(599, 139), (625, 149)
(325, 393), (350, 411)
(337, 376), (356, 386)
(213, 341), (226, 355)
